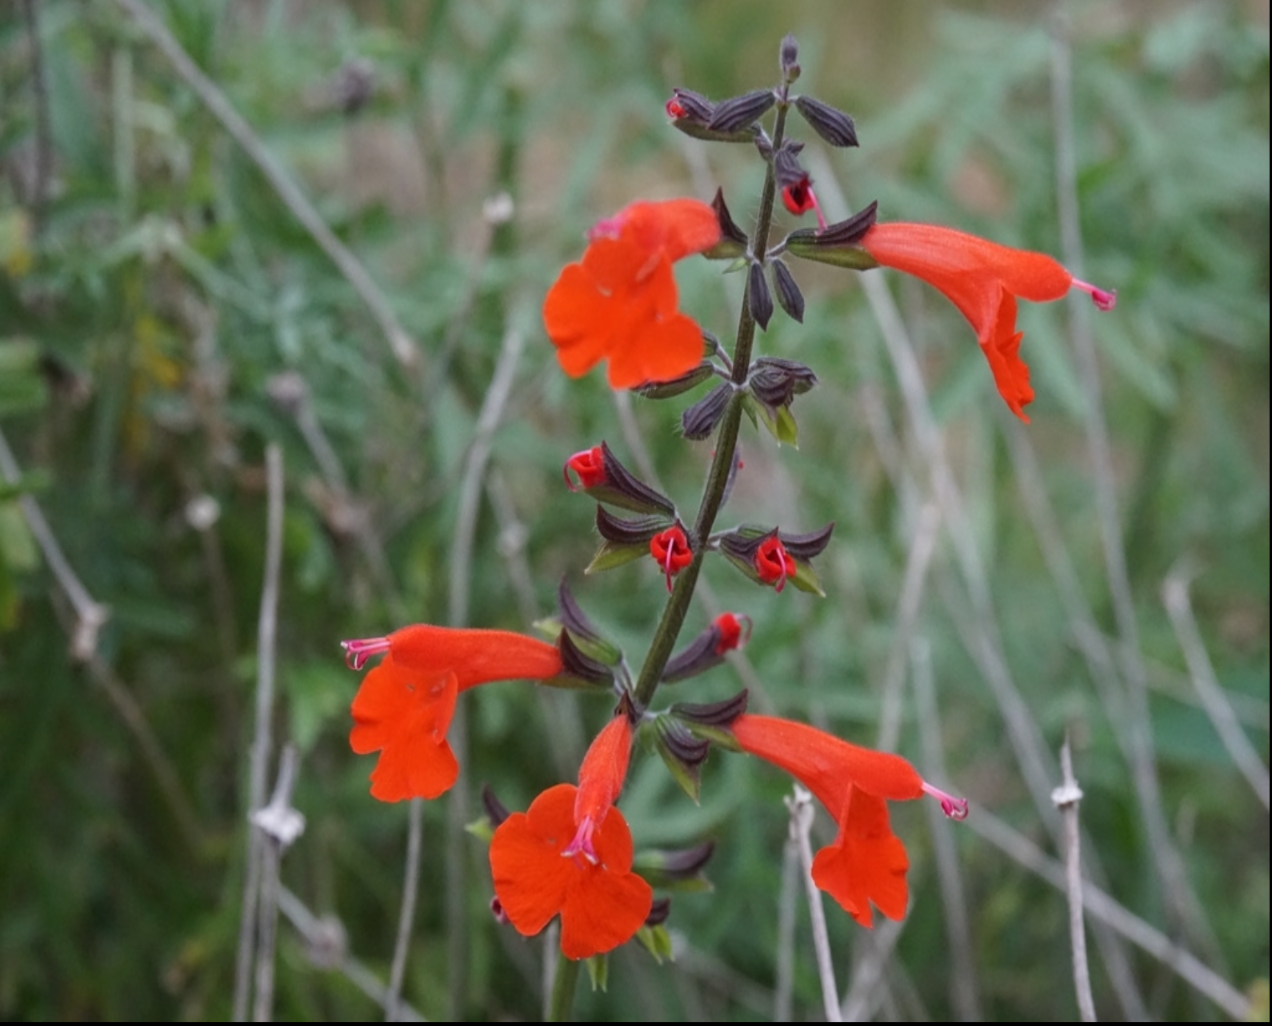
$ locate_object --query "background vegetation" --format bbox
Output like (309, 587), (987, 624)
(1, 0), (1267, 1020)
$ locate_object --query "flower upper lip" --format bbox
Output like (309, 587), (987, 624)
(543, 199), (721, 390)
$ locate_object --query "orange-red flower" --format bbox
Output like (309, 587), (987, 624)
(490, 714), (653, 960)
(343, 626), (562, 802)
(543, 199), (720, 389)
(859, 223), (1116, 422)
(731, 713), (967, 927)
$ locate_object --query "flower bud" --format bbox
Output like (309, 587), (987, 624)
(681, 381), (735, 441)
(718, 524), (834, 596)
(563, 446), (606, 490)
(748, 261), (773, 331)
(706, 89), (777, 132)
(666, 87), (760, 143)
(771, 259), (805, 323)
(650, 525), (694, 592)
(662, 612), (753, 683)
(665, 86), (714, 122)
(748, 356), (818, 408)
(780, 35), (800, 82)
(634, 361), (717, 399)
(794, 95), (858, 147)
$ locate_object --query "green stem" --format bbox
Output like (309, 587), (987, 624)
(632, 100), (790, 709)
(546, 950), (581, 1022)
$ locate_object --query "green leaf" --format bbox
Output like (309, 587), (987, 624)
(584, 952), (609, 991)
(585, 539), (649, 574)
(0, 502), (38, 571)
(742, 393), (799, 447)
(635, 923), (675, 964)
(787, 560), (826, 597)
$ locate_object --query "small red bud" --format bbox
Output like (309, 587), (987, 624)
(754, 537), (796, 593)
(564, 446), (607, 490)
(650, 526), (693, 593)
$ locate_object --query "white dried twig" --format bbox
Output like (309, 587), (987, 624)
(785, 786), (841, 1022)
(1053, 736), (1097, 1021)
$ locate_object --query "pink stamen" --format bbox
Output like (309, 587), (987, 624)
(922, 781), (969, 821)
(340, 635), (391, 671)
(663, 542), (677, 593)
(1072, 278), (1117, 312)
(587, 214), (625, 242)
(806, 185), (828, 233)
(561, 816), (599, 864)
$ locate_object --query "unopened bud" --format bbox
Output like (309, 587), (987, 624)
(771, 259), (805, 323)
(747, 261), (773, 331)
(707, 89), (777, 133)
(780, 35), (800, 82)
(681, 382), (735, 441)
(794, 95), (858, 147)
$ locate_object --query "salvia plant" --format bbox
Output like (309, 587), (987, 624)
(339, 36), (1115, 1018)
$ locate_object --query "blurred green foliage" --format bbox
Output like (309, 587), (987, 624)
(0, 0), (1267, 1021)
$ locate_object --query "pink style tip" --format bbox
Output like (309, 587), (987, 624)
(922, 781), (970, 821)
(587, 214), (625, 242)
(561, 816), (600, 865)
(1072, 278), (1117, 312)
(341, 635), (392, 671)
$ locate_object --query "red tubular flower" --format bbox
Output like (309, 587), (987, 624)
(543, 199), (720, 389)
(343, 626), (562, 802)
(754, 536), (796, 593)
(650, 525), (693, 592)
(563, 445), (606, 490)
(490, 714), (653, 960)
(859, 223), (1116, 422)
(731, 714), (967, 927)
